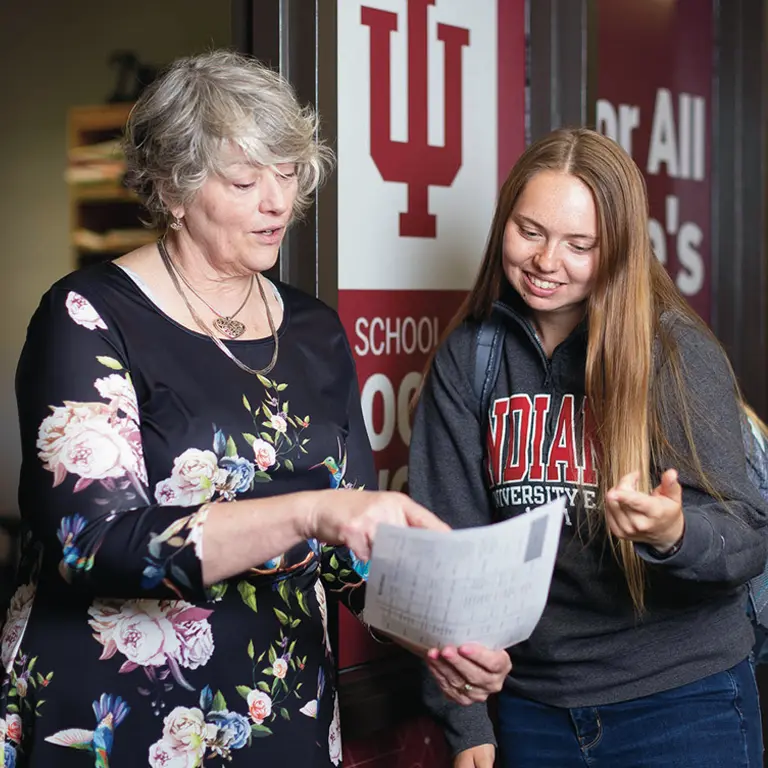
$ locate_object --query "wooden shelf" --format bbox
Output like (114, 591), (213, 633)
(74, 244), (147, 254)
(70, 184), (137, 203)
(67, 103), (134, 147)
(72, 227), (156, 252)
(67, 103), (156, 269)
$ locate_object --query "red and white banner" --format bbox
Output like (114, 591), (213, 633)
(336, 0), (526, 678)
(596, 0), (713, 321)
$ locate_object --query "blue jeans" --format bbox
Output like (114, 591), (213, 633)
(497, 658), (763, 767)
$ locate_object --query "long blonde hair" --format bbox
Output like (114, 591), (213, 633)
(430, 128), (725, 610)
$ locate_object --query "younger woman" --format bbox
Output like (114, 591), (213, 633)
(410, 128), (768, 768)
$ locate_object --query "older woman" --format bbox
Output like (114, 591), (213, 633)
(4, 51), (447, 767)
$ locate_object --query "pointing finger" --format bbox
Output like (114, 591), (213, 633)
(606, 487), (655, 514)
(615, 471), (641, 492)
(657, 469), (682, 503)
(403, 499), (451, 531)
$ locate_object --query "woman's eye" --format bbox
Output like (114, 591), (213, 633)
(570, 243), (591, 253)
(521, 228), (539, 239)
(234, 182), (255, 190)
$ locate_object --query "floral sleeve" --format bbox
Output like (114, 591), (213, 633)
(318, 341), (378, 618)
(16, 287), (208, 601)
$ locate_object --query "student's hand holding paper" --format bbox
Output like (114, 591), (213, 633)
(426, 642), (511, 704)
(453, 743), (496, 767)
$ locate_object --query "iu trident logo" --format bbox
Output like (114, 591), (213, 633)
(361, 0), (470, 238)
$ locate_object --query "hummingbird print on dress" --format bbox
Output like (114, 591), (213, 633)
(45, 693), (130, 767)
(310, 436), (370, 580)
(57, 514), (96, 581)
(309, 436), (348, 489)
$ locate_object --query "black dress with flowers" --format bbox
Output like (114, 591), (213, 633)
(3, 263), (374, 767)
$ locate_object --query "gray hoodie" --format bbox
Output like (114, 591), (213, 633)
(409, 292), (768, 756)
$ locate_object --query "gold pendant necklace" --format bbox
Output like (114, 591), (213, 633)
(158, 238), (279, 375)
(164, 249), (254, 340)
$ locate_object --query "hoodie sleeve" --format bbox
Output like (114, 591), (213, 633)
(635, 322), (768, 585)
(408, 325), (498, 756)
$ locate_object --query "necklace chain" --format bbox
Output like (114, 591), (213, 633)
(172, 258), (254, 323)
(157, 238), (279, 376)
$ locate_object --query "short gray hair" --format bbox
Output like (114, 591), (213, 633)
(123, 49), (333, 227)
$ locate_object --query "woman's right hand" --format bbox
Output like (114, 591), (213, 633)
(454, 744), (495, 767)
(302, 489), (450, 558)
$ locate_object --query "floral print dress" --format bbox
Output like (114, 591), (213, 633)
(4, 263), (374, 767)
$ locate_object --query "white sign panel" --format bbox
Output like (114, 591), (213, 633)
(337, 0), (499, 290)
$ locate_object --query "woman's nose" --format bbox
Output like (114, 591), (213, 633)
(532, 242), (560, 272)
(259, 171), (289, 216)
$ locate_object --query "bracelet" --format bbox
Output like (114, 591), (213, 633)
(649, 535), (683, 559)
(359, 609), (393, 645)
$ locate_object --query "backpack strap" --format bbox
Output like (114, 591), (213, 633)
(744, 414), (768, 630)
(473, 309), (507, 421)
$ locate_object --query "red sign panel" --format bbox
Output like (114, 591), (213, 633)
(337, 0), (526, 670)
(337, 290), (467, 667)
(337, 1), (525, 764)
(597, 0), (713, 321)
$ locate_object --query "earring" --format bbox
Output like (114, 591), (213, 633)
(169, 217), (183, 231)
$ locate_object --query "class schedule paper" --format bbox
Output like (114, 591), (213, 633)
(363, 498), (565, 650)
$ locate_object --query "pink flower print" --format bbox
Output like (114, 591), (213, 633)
(272, 657), (288, 680)
(1, 583), (35, 672)
(270, 414), (287, 434)
(88, 599), (215, 679)
(171, 449), (218, 493)
(247, 690), (272, 725)
(37, 403), (106, 476)
(173, 619), (214, 670)
(88, 600), (178, 668)
(15, 676), (28, 697)
(66, 291), (107, 330)
(94, 374), (140, 424)
(161, 706), (207, 755)
(117, 417), (148, 485)
(37, 403), (141, 488)
(148, 738), (199, 768)
(6, 714), (21, 743)
(154, 478), (184, 506)
(115, 608), (180, 668)
(328, 694), (341, 765)
(155, 449), (218, 506)
(314, 579), (331, 655)
(251, 439), (276, 472)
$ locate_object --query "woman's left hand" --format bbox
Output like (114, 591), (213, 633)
(605, 468), (684, 552)
(425, 643), (511, 705)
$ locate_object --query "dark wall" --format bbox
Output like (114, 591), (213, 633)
(711, 0), (768, 418)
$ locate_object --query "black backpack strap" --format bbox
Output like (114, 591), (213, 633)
(473, 309), (506, 420)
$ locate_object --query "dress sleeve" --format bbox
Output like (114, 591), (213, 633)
(16, 286), (208, 601)
(319, 333), (378, 617)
